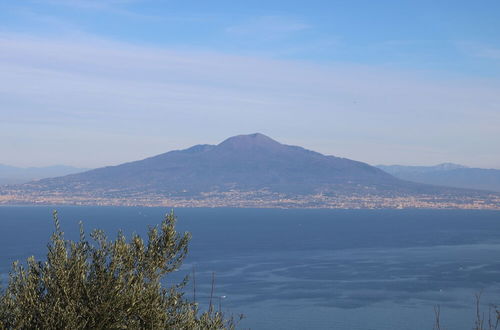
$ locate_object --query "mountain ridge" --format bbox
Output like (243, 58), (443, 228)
(18, 133), (483, 198)
(2, 133), (498, 208)
(0, 164), (89, 185)
(377, 164), (500, 192)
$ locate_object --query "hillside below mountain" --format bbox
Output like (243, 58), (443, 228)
(0, 164), (89, 185)
(377, 164), (500, 192)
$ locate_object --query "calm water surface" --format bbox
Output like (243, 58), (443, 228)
(1, 207), (500, 329)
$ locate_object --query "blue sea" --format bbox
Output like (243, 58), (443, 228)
(1, 207), (500, 329)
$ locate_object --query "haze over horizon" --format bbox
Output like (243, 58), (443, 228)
(1, 1), (499, 169)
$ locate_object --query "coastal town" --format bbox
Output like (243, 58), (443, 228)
(1, 188), (499, 210)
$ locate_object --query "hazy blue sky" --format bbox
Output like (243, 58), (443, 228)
(1, 0), (499, 168)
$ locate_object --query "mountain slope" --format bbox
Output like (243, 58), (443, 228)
(0, 164), (89, 185)
(24, 133), (419, 196)
(20, 134), (487, 199)
(377, 164), (500, 192)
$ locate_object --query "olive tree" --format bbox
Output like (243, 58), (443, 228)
(0, 211), (238, 329)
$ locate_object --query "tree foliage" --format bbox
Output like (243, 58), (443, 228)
(0, 211), (237, 329)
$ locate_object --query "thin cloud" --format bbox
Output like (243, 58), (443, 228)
(457, 41), (500, 60)
(226, 16), (311, 40)
(34, 0), (138, 10)
(29, 0), (157, 21)
(473, 46), (500, 60)
(1, 33), (499, 168)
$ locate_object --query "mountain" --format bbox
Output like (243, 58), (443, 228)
(5, 133), (499, 209)
(377, 164), (500, 192)
(20, 134), (477, 198)
(377, 163), (467, 173)
(0, 164), (90, 185)
(23, 133), (392, 194)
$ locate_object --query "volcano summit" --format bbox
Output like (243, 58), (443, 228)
(3, 134), (499, 209)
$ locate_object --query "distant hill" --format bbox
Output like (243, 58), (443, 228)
(0, 164), (89, 185)
(377, 163), (500, 192)
(21, 134), (476, 197)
